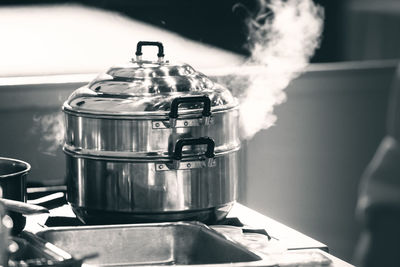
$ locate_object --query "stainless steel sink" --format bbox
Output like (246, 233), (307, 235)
(36, 221), (262, 266)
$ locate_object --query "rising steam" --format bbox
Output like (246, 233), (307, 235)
(31, 0), (323, 152)
(238, 0), (324, 139)
(32, 113), (65, 156)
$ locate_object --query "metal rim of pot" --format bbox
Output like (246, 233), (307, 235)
(0, 157), (31, 235)
(0, 157), (31, 180)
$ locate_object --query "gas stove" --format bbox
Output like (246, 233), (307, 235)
(20, 187), (333, 267)
(26, 186), (267, 234)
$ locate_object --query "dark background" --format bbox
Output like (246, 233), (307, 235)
(3, 0), (400, 63)
(0, 0), (347, 62)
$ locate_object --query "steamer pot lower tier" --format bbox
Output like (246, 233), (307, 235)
(65, 149), (239, 224)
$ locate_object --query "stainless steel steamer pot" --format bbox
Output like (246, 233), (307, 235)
(63, 41), (240, 223)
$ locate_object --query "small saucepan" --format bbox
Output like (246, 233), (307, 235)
(0, 157), (49, 235)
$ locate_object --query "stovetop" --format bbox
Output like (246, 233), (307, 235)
(21, 187), (336, 267)
(26, 186), (269, 239)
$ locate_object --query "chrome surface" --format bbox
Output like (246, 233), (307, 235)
(61, 40), (238, 122)
(63, 145), (239, 161)
(62, 85), (238, 116)
(71, 203), (234, 225)
(155, 159), (216, 171)
(8, 232), (86, 267)
(62, 41), (241, 222)
(36, 222), (262, 266)
(65, 151), (238, 214)
(63, 108), (239, 156)
(152, 116), (214, 129)
(62, 44), (238, 116)
(18, 231), (73, 261)
(94, 64), (213, 94)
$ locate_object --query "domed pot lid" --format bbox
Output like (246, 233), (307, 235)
(63, 41), (238, 119)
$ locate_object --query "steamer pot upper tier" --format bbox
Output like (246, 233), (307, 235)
(62, 42), (240, 158)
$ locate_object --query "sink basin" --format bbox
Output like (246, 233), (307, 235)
(36, 222), (262, 266)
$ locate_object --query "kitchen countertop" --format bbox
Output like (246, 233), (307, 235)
(227, 203), (354, 266)
(24, 202), (354, 267)
(228, 203), (328, 251)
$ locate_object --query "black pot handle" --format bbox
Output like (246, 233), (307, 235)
(172, 137), (215, 169)
(169, 95), (212, 127)
(135, 41), (164, 61)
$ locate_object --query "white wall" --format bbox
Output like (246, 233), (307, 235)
(243, 60), (397, 262)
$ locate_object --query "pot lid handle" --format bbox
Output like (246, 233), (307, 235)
(135, 41), (165, 62)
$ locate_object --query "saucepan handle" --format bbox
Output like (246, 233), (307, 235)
(169, 95), (212, 127)
(0, 198), (49, 215)
(135, 41), (164, 62)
